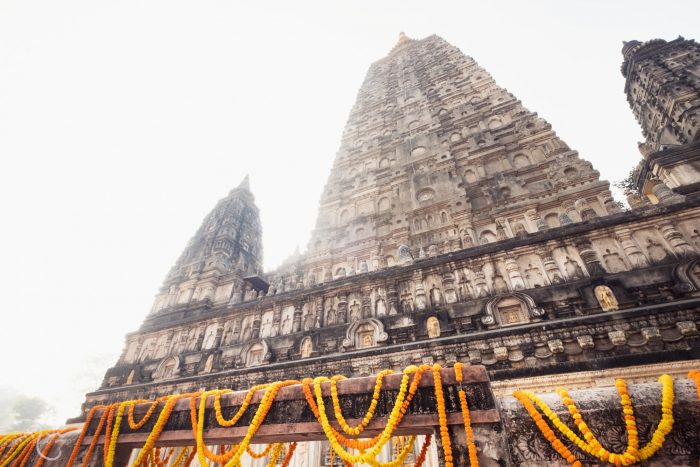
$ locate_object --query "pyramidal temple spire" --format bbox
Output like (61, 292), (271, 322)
(238, 174), (250, 191)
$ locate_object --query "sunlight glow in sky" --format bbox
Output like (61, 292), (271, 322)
(1, 0), (698, 426)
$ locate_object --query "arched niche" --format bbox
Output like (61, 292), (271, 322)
(479, 230), (497, 244)
(342, 318), (388, 350)
(481, 293), (545, 326)
(240, 340), (270, 367)
(673, 259), (700, 295)
(513, 153), (530, 168)
(153, 356), (180, 381)
(378, 197), (391, 211)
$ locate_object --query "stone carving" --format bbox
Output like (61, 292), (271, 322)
(646, 239), (671, 263)
(341, 318), (388, 350)
(608, 330), (627, 346)
(564, 256), (585, 280)
(300, 337), (313, 358)
(397, 244), (413, 264)
(375, 297), (387, 316)
(426, 316), (440, 338)
(482, 292), (544, 326)
(594, 285), (619, 311)
(429, 285), (443, 306)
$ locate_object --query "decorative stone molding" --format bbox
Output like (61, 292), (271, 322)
(341, 318), (388, 350)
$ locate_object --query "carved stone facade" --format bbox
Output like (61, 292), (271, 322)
(78, 34), (700, 465)
(622, 37), (700, 199)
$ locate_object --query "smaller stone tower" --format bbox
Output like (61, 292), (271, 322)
(149, 175), (263, 313)
(621, 37), (700, 198)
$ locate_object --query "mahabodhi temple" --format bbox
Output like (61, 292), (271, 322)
(4, 33), (700, 466)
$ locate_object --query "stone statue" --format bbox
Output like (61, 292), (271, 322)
(525, 264), (545, 288)
(349, 302), (361, 322)
(300, 337), (312, 358)
(375, 298), (387, 316)
(646, 239), (670, 263)
(564, 256), (585, 280)
(427, 316), (440, 338)
(362, 333), (373, 348)
(430, 285), (443, 305)
(302, 311), (314, 331)
(492, 274), (509, 294)
(244, 287), (257, 302)
(326, 308), (337, 325)
(594, 285), (619, 311)
(603, 249), (627, 273)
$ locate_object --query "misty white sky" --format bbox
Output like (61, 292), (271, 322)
(1, 0), (698, 427)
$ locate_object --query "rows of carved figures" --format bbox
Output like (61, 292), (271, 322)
(124, 222), (700, 373)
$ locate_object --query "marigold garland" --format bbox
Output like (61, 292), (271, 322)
(454, 362), (479, 466)
(127, 399), (161, 430)
(414, 434), (432, 467)
(280, 441), (297, 467)
(514, 373), (676, 466)
(1, 365), (690, 467)
(330, 369), (393, 436)
(432, 363), (453, 467)
(193, 390), (238, 465)
(689, 370), (700, 400)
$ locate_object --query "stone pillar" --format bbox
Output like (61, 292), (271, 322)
(292, 305), (303, 333)
(562, 200), (580, 222)
(231, 318), (242, 343)
(361, 289), (372, 318)
(387, 283), (399, 315)
(337, 293), (348, 324)
(658, 221), (696, 257)
(442, 270), (458, 303)
(574, 237), (606, 276)
(539, 247), (564, 284)
(315, 299), (323, 328)
(616, 229), (649, 267)
(504, 257), (526, 290)
(650, 178), (685, 204)
(271, 307), (281, 337)
(252, 310), (262, 339)
(601, 189), (622, 214)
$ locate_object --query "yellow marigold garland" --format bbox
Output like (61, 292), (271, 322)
(454, 362), (479, 466)
(246, 443), (275, 459)
(194, 390), (238, 465)
(330, 369), (393, 436)
(105, 401), (129, 467)
(132, 392), (199, 467)
(214, 384), (269, 427)
(221, 380), (299, 467)
(312, 367), (413, 466)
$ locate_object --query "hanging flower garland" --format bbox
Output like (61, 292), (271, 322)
(414, 434), (432, 467)
(127, 399), (161, 430)
(132, 392), (199, 467)
(280, 441), (297, 467)
(215, 384), (269, 427)
(193, 390), (238, 465)
(33, 427), (78, 467)
(689, 370), (700, 400)
(245, 443), (275, 459)
(330, 369), (393, 436)
(514, 374), (675, 465)
(432, 363), (453, 467)
(454, 362), (478, 466)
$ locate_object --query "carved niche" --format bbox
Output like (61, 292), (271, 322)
(482, 293), (544, 326)
(673, 259), (700, 296)
(300, 336), (313, 359)
(342, 318), (388, 350)
(594, 285), (619, 311)
(152, 356), (180, 381)
(240, 339), (270, 367)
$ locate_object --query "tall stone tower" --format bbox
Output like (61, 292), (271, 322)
(621, 37), (700, 198)
(82, 37), (700, 467)
(149, 175), (263, 315)
(295, 33), (617, 285)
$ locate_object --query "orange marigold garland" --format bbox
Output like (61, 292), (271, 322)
(127, 398), (161, 430)
(280, 442), (297, 467)
(414, 434), (432, 467)
(513, 390), (582, 466)
(454, 362), (479, 466)
(432, 363), (453, 467)
(689, 370), (700, 400)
